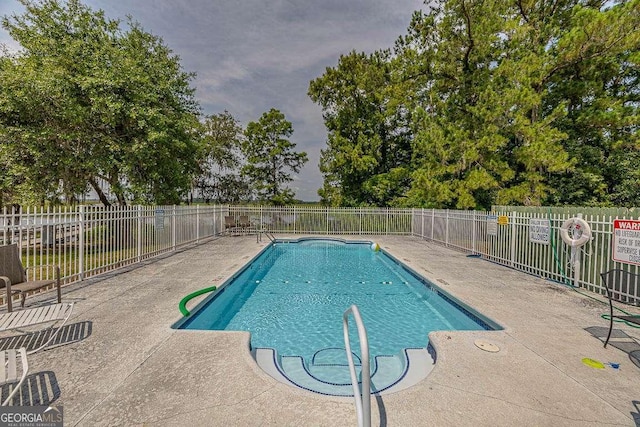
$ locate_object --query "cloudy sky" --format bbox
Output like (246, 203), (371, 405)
(0, 0), (425, 201)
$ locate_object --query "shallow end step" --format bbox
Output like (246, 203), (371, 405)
(380, 348), (435, 394)
(253, 347), (435, 396)
(252, 348), (291, 384)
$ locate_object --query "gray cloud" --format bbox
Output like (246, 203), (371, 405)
(0, 0), (425, 201)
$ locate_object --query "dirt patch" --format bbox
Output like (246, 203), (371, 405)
(544, 284), (569, 293)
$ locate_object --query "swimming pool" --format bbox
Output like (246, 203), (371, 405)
(176, 238), (500, 395)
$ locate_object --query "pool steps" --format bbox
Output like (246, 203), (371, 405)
(253, 347), (434, 396)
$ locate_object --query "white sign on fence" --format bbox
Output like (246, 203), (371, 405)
(529, 218), (550, 244)
(155, 209), (165, 230)
(612, 219), (640, 265)
(487, 214), (498, 236)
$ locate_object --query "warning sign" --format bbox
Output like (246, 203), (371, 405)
(529, 218), (550, 244)
(498, 215), (509, 225)
(155, 208), (165, 230)
(612, 219), (640, 265)
(487, 214), (497, 236)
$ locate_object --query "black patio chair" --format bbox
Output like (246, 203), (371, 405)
(601, 269), (640, 348)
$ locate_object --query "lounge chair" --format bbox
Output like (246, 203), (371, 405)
(0, 302), (75, 354)
(0, 244), (61, 312)
(601, 269), (640, 348)
(0, 347), (28, 405)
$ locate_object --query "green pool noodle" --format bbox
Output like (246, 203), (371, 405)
(179, 285), (217, 316)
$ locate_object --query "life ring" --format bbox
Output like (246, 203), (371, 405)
(559, 217), (592, 247)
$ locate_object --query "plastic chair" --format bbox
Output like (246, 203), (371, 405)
(0, 347), (28, 405)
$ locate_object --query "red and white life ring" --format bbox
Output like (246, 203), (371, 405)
(559, 217), (592, 247)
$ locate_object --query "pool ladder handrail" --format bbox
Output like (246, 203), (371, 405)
(343, 305), (371, 427)
(257, 230), (276, 243)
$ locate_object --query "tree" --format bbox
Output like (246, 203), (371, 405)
(194, 111), (250, 203)
(542, 0), (640, 206)
(309, 51), (412, 207)
(309, 0), (640, 208)
(0, 0), (201, 206)
(242, 109), (308, 205)
(396, 0), (575, 209)
(407, 0), (640, 208)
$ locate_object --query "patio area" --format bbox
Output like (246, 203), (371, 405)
(3, 235), (639, 426)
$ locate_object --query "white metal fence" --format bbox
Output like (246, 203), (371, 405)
(0, 205), (411, 295)
(413, 209), (640, 305)
(1, 204), (638, 306)
(227, 206), (412, 235)
(0, 205), (225, 293)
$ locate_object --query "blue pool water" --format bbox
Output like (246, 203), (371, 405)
(178, 239), (498, 394)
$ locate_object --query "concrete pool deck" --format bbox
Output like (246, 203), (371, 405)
(3, 235), (639, 426)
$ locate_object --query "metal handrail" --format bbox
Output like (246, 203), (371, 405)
(343, 305), (371, 427)
(256, 230), (276, 243)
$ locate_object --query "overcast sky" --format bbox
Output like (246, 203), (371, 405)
(0, 0), (425, 201)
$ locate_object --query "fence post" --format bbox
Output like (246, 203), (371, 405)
(196, 205), (200, 243)
(293, 205), (297, 234)
(327, 208), (329, 234)
(79, 205), (85, 281)
(572, 212), (584, 288)
(472, 211), (477, 254)
(410, 208), (414, 236)
(431, 209), (435, 240)
(386, 208), (390, 235)
(2, 206), (6, 246)
(445, 210), (450, 246)
(510, 211), (517, 267)
(14, 206), (19, 244)
(172, 205), (177, 251)
(137, 206), (142, 262)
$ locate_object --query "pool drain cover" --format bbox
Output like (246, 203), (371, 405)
(474, 339), (500, 353)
